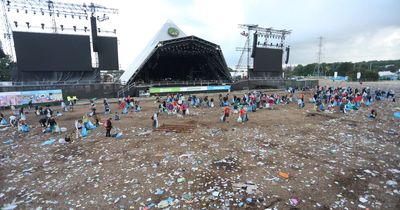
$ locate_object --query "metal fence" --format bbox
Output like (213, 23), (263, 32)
(134, 80), (231, 87)
(117, 80), (232, 98)
(0, 80), (118, 87)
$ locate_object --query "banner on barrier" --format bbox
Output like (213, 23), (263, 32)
(149, 85), (231, 94)
(0, 89), (63, 107)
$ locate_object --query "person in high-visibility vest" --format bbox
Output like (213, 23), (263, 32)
(72, 96), (78, 105)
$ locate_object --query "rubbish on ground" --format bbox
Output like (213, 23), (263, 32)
(177, 177), (186, 183)
(41, 139), (55, 146)
(289, 197), (300, 206)
(279, 171), (289, 179)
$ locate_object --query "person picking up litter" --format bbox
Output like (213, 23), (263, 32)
(369, 109), (377, 119)
(151, 113), (159, 128)
(105, 117), (112, 137)
(222, 106), (231, 123)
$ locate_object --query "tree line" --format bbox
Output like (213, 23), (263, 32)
(0, 55), (12, 81)
(286, 59), (400, 81)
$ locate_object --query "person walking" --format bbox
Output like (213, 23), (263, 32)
(223, 106), (231, 123)
(93, 112), (100, 127)
(39, 115), (48, 127)
(152, 113), (159, 128)
(369, 109), (377, 119)
(47, 117), (58, 133)
(75, 119), (83, 139)
(104, 102), (110, 115)
(105, 117), (112, 137)
(69, 100), (74, 112)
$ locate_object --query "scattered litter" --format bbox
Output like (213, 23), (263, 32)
(289, 197), (300, 206)
(3, 139), (13, 144)
(245, 198), (253, 204)
(386, 180), (398, 187)
(41, 139), (56, 146)
(359, 196), (368, 203)
(177, 177), (186, 183)
(279, 171), (289, 179)
(1, 198), (17, 210)
(212, 191), (220, 197)
(154, 189), (164, 195)
(58, 138), (67, 144)
(232, 182), (258, 194)
(0, 87), (398, 209)
(388, 169), (400, 174)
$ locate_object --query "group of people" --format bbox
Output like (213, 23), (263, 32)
(310, 86), (395, 114)
(72, 98), (126, 139)
(154, 85), (395, 125)
(119, 96), (142, 114)
(1, 106), (29, 132)
(153, 90), (317, 125)
(0, 85), (396, 142)
(157, 93), (191, 116)
(39, 115), (59, 133)
(62, 96), (78, 112)
(73, 99), (110, 139)
(1, 110), (17, 127)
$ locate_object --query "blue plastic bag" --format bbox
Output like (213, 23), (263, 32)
(115, 132), (123, 138)
(1, 118), (8, 125)
(86, 121), (96, 130)
(42, 138), (55, 146)
(82, 127), (88, 137)
(22, 124), (30, 132)
(54, 125), (60, 133)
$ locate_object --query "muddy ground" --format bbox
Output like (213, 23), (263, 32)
(0, 85), (399, 209)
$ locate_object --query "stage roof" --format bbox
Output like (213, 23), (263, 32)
(129, 35), (232, 84)
(120, 20), (187, 83)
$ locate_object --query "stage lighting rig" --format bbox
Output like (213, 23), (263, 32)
(235, 24), (291, 71)
(4, 0), (118, 33)
(1, 0), (118, 62)
(97, 13), (109, 22)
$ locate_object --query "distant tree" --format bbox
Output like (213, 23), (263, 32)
(325, 68), (334, 76)
(0, 55), (12, 81)
(292, 63), (315, 76)
(305, 64), (316, 75)
(386, 65), (397, 72)
(363, 70), (379, 81)
(347, 70), (358, 81)
(288, 59), (399, 79)
(337, 62), (353, 76)
(293, 64), (303, 72)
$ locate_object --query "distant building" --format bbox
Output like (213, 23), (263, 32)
(378, 71), (398, 80)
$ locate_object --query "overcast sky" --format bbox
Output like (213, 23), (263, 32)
(4, 0), (400, 70)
